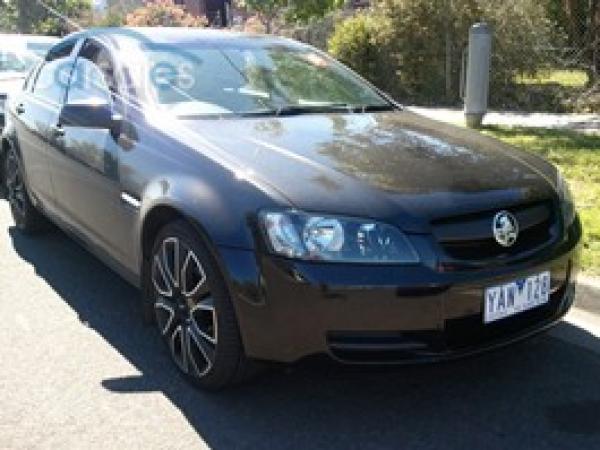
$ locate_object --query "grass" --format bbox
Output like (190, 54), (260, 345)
(515, 69), (589, 88)
(483, 127), (600, 275)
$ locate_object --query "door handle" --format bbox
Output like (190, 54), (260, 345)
(15, 104), (25, 115)
(51, 125), (65, 138)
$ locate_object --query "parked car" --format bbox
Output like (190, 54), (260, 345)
(0, 34), (59, 129)
(0, 28), (581, 389)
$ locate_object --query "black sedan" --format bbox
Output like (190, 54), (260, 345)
(0, 28), (581, 389)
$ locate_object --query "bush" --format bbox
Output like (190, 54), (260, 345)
(328, 0), (561, 106)
(283, 10), (346, 51)
(327, 11), (396, 95)
(126, 0), (208, 27)
(95, 11), (126, 27)
(243, 15), (267, 34)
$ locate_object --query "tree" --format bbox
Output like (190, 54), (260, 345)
(93, 10), (125, 28)
(329, 0), (559, 105)
(238, 0), (344, 32)
(12, 0), (91, 36)
(286, 0), (345, 22)
(543, 0), (600, 81)
(125, 0), (208, 27)
(90, 0), (140, 28)
(94, 10), (126, 27)
(589, 0), (600, 79)
(0, 0), (17, 32)
(239, 0), (286, 32)
(544, 0), (587, 46)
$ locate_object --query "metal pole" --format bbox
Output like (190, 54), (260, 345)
(464, 23), (492, 128)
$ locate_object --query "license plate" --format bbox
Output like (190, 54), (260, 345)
(484, 271), (551, 323)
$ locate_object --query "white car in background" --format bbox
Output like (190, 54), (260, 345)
(0, 34), (58, 129)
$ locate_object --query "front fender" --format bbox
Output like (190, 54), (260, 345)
(134, 171), (285, 271)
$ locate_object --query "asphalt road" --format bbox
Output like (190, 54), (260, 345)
(1, 202), (600, 450)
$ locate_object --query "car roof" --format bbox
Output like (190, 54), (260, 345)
(67, 27), (299, 49)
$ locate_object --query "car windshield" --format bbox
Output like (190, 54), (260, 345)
(0, 48), (38, 74)
(136, 42), (393, 117)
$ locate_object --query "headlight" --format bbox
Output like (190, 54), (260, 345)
(557, 172), (575, 228)
(260, 211), (420, 264)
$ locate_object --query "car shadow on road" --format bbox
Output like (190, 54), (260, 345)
(9, 227), (600, 450)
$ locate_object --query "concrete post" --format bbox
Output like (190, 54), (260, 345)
(464, 23), (492, 128)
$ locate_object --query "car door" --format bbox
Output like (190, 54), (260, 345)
(48, 39), (130, 264)
(11, 42), (75, 209)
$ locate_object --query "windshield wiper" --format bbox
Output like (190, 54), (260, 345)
(232, 103), (398, 118)
(230, 105), (344, 118)
(275, 104), (352, 116)
(359, 104), (398, 112)
(238, 103), (396, 117)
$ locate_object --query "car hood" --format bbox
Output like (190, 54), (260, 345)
(178, 110), (558, 232)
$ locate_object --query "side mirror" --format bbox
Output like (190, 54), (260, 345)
(59, 99), (122, 135)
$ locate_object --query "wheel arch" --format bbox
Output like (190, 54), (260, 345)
(140, 204), (185, 265)
(140, 204), (223, 270)
(138, 202), (237, 290)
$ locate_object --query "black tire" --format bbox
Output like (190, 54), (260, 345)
(146, 220), (258, 389)
(0, 149), (7, 199)
(4, 145), (50, 234)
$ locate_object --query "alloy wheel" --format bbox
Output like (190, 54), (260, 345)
(151, 236), (218, 378)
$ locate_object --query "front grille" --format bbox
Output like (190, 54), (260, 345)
(432, 201), (558, 263)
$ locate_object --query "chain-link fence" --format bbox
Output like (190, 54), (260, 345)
(280, 0), (600, 113)
(496, 27), (600, 113)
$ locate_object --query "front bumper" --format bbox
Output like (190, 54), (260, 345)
(219, 220), (582, 364)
